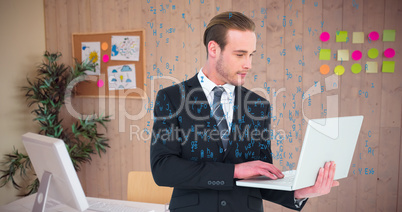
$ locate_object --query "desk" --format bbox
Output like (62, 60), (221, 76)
(0, 195), (168, 212)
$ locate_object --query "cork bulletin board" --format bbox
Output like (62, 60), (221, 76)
(72, 30), (146, 98)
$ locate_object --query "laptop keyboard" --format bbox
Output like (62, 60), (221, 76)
(265, 170), (297, 186)
(87, 199), (155, 212)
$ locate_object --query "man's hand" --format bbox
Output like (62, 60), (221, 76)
(294, 161), (340, 199)
(234, 160), (284, 180)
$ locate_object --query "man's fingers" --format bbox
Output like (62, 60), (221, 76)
(265, 164), (284, 178)
(327, 162), (336, 187)
(255, 161), (284, 179)
(332, 180), (340, 187)
(321, 162), (331, 186)
(235, 160), (285, 180)
(315, 167), (324, 186)
(259, 169), (278, 180)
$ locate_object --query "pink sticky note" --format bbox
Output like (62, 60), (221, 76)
(351, 50), (362, 61)
(368, 31), (379, 41)
(102, 54), (109, 63)
(320, 32), (330, 42)
(384, 48), (395, 58)
(97, 79), (104, 88)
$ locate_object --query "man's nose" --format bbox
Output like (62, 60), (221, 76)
(243, 57), (252, 70)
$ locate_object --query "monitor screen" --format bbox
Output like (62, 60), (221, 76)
(22, 132), (89, 211)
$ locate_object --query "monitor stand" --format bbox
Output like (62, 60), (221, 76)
(33, 171), (52, 212)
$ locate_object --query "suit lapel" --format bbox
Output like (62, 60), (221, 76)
(185, 74), (211, 120)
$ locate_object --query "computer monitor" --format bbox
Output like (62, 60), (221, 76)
(22, 132), (89, 212)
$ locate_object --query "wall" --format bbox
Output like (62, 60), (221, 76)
(43, 0), (402, 211)
(0, 0), (46, 205)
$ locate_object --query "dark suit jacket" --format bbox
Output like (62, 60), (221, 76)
(150, 74), (306, 212)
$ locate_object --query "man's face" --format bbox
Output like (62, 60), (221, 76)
(215, 29), (256, 86)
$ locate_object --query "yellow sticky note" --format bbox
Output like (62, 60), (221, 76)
(366, 62), (378, 73)
(334, 65), (345, 76)
(337, 49), (349, 61)
(319, 49), (331, 60)
(353, 32), (364, 44)
(382, 61), (395, 73)
(336, 31), (348, 42)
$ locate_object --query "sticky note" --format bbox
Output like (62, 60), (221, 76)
(102, 54), (109, 63)
(384, 48), (395, 58)
(336, 31), (348, 42)
(334, 65), (345, 76)
(337, 49), (349, 61)
(101, 42), (109, 51)
(352, 50), (362, 60)
(320, 64), (330, 75)
(97, 79), (104, 87)
(366, 62), (378, 73)
(320, 32), (330, 42)
(383, 30), (396, 42)
(382, 61), (395, 73)
(319, 49), (331, 60)
(368, 31), (379, 41)
(368, 48), (379, 59)
(353, 32), (364, 44)
(351, 63), (362, 74)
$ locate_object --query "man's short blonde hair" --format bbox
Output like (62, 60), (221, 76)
(203, 11), (255, 57)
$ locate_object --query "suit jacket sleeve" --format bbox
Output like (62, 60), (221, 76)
(150, 89), (235, 190)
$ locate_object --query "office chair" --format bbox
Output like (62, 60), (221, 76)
(127, 171), (173, 204)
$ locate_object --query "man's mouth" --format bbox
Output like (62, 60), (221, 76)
(238, 72), (248, 77)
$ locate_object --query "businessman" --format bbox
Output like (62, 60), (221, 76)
(151, 11), (338, 212)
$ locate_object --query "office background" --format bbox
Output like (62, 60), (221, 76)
(1, 0), (401, 211)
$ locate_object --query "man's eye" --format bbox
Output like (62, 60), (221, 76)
(237, 54), (243, 57)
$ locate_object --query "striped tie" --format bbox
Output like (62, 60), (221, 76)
(212, 86), (229, 150)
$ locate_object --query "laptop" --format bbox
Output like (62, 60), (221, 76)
(236, 116), (364, 191)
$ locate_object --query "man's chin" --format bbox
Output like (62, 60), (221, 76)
(231, 79), (245, 86)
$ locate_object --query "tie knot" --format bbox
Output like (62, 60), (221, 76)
(213, 86), (225, 99)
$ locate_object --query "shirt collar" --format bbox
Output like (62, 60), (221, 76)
(197, 68), (235, 97)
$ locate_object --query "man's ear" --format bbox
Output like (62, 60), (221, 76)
(207, 40), (220, 58)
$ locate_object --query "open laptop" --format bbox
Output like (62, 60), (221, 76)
(236, 116), (364, 191)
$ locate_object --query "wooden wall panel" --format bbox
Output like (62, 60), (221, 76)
(263, 2), (286, 210)
(303, 1), (324, 211)
(377, 1), (401, 211)
(43, 0), (402, 211)
(338, 0), (363, 211)
(397, 3), (402, 212)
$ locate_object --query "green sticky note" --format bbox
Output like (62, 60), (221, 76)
(319, 49), (331, 60)
(366, 62), (378, 73)
(336, 31), (348, 42)
(383, 30), (396, 42)
(382, 61), (395, 73)
(353, 32), (364, 44)
(351, 63), (362, 74)
(368, 48), (379, 59)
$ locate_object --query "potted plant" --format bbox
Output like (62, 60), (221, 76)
(0, 51), (111, 195)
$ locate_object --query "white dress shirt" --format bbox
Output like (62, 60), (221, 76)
(197, 68), (235, 129)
